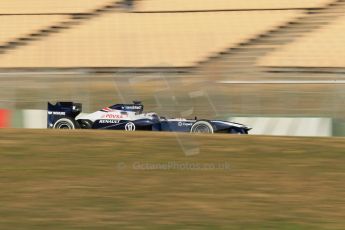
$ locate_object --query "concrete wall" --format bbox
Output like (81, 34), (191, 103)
(22, 109), (47, 129)
(0, 109), (335, 137)
(230, 117), (332, 137)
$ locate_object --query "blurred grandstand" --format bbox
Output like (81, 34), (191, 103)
(0, 0), (344, 134)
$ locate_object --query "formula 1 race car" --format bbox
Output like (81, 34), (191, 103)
(47, 101), (251, 134)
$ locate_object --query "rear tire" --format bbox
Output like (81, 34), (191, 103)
(53, 118), (76, 129)
(190, 121), (214, 134)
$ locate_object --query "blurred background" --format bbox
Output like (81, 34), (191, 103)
(0, 0), (345, 136)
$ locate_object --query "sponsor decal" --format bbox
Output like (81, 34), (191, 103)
(99, 120), (120, 124)
(125, 122), (136, 131)
(102, 113), (127, 119)
(47, 111), (66, 115)
(178, 121), (193, 127)
(101, 107), (112, 112)
(102, 107), (111, 112)
(123, 105), (142, 110)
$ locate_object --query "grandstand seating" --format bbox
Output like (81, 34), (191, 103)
(0, 0), (344, 119)
(0, 11), (301, 68)
(0, 0), (120, 14)
(258, 15), (345, 68)
(135, 0), (332, 12)
(0, 16), (67, 45)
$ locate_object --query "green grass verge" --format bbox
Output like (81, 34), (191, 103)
(0, 129), (344, 229)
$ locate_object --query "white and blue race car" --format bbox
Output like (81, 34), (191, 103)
(47, 101), (251, 134)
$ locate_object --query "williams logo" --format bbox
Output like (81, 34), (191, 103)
(48, 111), (66, 115)
(125, 122), (136, 131)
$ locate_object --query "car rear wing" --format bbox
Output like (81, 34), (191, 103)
(47, 102), (82, 128)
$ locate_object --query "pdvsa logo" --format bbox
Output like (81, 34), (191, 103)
(102, 113), (126, 119)
(125, 122), (136, 131)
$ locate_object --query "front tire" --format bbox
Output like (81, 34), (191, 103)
(190, 121), (214, 134)
(53, 118), (76, 129)
(229, 128), (247, 134)
(78, 119), (93, 129)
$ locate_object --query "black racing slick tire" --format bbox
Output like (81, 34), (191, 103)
(78, 119), (93, 129)
(190, 121), (214, 134)
(53, 118), (76, 129)
(229, 128), (247, 134)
